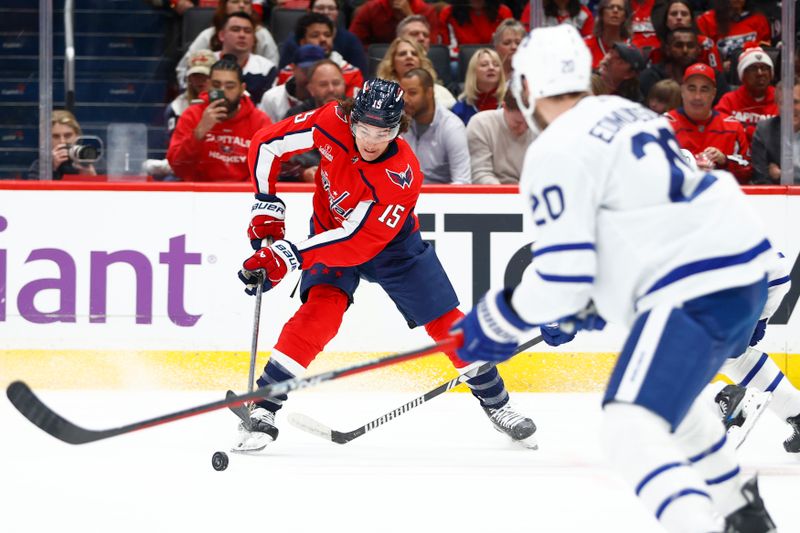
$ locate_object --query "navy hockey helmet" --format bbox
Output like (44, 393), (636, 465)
(350, 78), (405, 131)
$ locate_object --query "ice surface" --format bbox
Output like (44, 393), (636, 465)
(3, 391), (798, 533)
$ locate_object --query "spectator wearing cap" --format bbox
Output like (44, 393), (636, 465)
(665, 62), (750, 183)
(167, 49), (215, 139)
(215, 11), (278, 103)
(639, 27), (729, 105)
(599, 43), (646, 102)
(277, 0), (368, 76)
(167, 54), (272, 182)
(715, 46), (777, 141)
(349, 0), (439, 49)
(276, 13), (364, 97)
(399, 68), (471, 184)
(259, 44), (323, 122)
(750, 78), (800, 184)
(466, 89), (537, 184)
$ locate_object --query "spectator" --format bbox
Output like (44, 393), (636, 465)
(260, 44), (323, 122)
(645, 77), (681, 112)
(750, 78), (800, 184)
(492, 18), (525, 79)
(399, 68), (471, 184)
(451, 48), (504, 125)
(397, 14), (432, 51)
(28, 110), (97, 180)
(696, 0), (771, 63)
(276, 13), (364, 96)
(599, 43), (646, 102)
(629, 0), (659, 52)
(640, 27), (729, 104)
(214, 11), (278, 103)
(665, 62), (750, 183)
(377, 37), (456, 108)
(715, 45), (777, 140)
(167, 49), (214, 138)
(349, 0), (439, 48)
(585, 0), (632, 69)
(650, 0), (722, 71)
(278, 0), (368, 75)
(278, 60), (347, 182)
(438, 0), (513, 56)
(521, 0), (595, 37)
(466, 89), (536, 184)
(176, 0), (279, 87)
(167, 54), (272, 181)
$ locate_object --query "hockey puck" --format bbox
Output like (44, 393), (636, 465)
(211, 451), (229, 471)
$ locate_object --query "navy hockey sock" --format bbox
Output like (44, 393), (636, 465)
(254, 353), (300, 412)
(465, 367), (510, 409)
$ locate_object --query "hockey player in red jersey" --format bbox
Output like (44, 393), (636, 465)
(234, 78), (537, 451)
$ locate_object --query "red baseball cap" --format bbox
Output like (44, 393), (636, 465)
(682, 63), (716, 86)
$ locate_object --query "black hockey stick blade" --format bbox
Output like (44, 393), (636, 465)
(6, 337), (459, 445)
(227, 390), (253, 430)
(288, 334), (544, 444)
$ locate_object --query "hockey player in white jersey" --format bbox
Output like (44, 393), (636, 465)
(711, 252), (800, 453)
(452, 25), (777, 533)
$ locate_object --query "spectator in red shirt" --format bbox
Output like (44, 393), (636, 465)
(630, 0), (659, 52)
(438, 0), (513, 55)
(275, 13), (364, 97)
(167, 55), (272, 181)
(696, 0), (771, 63)
(650, 0), (722, 71)
(715, 45), (777, 140)
(665, 62), (750, 183)
(349, 0), (439, 48)
(492, 18), (525, 79)
(520, 0), (595, 37)
(584, 0), (632, 69)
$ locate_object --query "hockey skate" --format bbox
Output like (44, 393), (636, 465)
(483, 403), (538, 449)
(724, 478), (777, 533)
(715, 384), (771, 449)
(232, 405), (280, 453)
(785, 414), (800, 454)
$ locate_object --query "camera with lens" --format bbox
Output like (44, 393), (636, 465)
(66, 135), (103, 164)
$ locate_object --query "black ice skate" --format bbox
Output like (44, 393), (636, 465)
(483, 403), (538, 449)
(785, 414), (800, 453)
(232, 405), (279, 453)
(716, 384), (747, 429)
(724, 478), (777, 533)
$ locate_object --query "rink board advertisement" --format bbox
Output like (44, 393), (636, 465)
(0, 185), (798, 391)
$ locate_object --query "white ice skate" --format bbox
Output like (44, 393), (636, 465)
(723, 388), (772, 450)
(231, 406), (279, 453)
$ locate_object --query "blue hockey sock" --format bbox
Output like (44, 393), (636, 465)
(254, 352), (302, 412)
(465, 367), (509, 409)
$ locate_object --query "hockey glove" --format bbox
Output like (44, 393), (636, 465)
(540, 323), (576, 347)
(451, 289), (533, 363)
(248, 194), (286, 250)
(559, 303), (607, 335)
(238, 240), (302, 295)
(749, 318), (767, 347)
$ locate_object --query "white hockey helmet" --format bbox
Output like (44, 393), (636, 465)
(511, 24), (592, 130)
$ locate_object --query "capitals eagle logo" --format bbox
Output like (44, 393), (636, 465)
(386, 164), (414, 189)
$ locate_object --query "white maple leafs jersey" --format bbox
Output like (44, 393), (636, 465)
(512, 95), (772, 327)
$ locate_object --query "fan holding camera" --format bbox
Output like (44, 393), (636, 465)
(28, 110), (102, 180)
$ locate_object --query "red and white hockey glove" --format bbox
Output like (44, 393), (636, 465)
(247, 194), (286, 250)
(238, 240), (302, 295)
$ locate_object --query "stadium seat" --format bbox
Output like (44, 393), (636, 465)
(270, 9), (307, 48)
(428, 44), (452, 86)
(457, 44), (490, 82)
(181, 7), (215, 50)
(367, 43), (389, 78)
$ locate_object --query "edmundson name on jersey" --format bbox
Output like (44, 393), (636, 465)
(588, 106), (660, 143)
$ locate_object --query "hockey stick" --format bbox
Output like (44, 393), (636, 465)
(5, 337), (460, 446)
(288, 333), (545, 444)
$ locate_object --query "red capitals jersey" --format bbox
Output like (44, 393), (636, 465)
(248, 101), (423, 268)
(696, 10), (771, 59)
(665, 108), (751, 183)
(630, 0), (660, 51)
(520, 4), (594, 36)
(714, 85), (777, 141)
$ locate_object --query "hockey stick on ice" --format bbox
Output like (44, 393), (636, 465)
(6, 338), (460, 446)
(288, 334), (544, 444)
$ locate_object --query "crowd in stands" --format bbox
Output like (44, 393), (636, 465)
(43, 0), (799, 184)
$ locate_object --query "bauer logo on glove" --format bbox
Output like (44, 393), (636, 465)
(238, 240), (302, 295)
